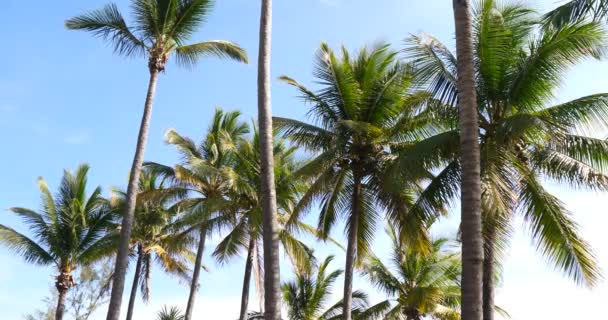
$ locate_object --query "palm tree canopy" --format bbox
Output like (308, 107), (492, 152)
(282, 255), (388, 320)
(111, 167), (195, 301)
(404, 0), (607, 286)
(157, 306), (185, 320)
(66, 0), (248, 70)
(362, 227), (461, 320)
(276, 42), (448, 263)
(212, 128), (317, 290)
(1, 164), (118, 271)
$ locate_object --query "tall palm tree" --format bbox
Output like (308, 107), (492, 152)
(405, 1), (608, 318)
(65, 3), (248, 318)
(282, 255), (389, 320)
(145, 108), (250, 320)
(213, 130), (319, 320)
(255, 0), (282, 318)
(111, 168), (194, 320)
(362, 227), (461, 320)
(451, 0), (483, 319)
(0, 164), (117, 320)
(275, 43), (445, 320)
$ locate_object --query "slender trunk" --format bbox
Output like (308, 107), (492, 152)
(452, 1), (483, 320)
(55, 287), (68, 320)
(239, 238), (256, 320)
(185, 227), (207, 320)
(106, 69), (160, 320)
(126, 245), (144, 320)
(256, 1), (280, 319)
(483, 226), (496, 320)
(343, 172), (362, 320)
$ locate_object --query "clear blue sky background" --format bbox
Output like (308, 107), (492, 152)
(1, 1), (607, 319)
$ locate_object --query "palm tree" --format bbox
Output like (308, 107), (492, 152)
(157, 306), (185, 320)
(255, 0), (282, 318)
(362, 227), (461, 320)
(282, 255), (389, 320)
(65, 2), (248, 318)
(275, 43), (444, 320)
(405, 1), (607, 318)
(0, 164), (117, 320)
(145, 108), (250, 320)
(213, 130), (319, 320)
(451, 0), (483, 319)
(111, 168), (194, 320)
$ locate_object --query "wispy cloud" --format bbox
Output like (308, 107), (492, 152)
(64, 131), (90, 145)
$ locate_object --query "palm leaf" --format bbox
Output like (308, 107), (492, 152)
(175, 40), (248, 68)
(65, 3), (146, 57)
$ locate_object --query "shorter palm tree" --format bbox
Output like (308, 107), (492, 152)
(0, 164), (117, 320)
(362, 227), (461, 320)
(157, 306), (185, 320)
(112, 168), (195, 320)
(282, 255), (389, 320)
(214, 130), (320, 320)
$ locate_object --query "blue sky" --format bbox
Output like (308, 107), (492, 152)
(1, 0), (607, 319)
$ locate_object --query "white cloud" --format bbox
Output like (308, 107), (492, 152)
(64, 131), (90, 145)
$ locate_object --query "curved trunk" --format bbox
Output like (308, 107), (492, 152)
(483, 227), (496, 320)
(452, 1), (483, 320)
(239, 238), (256, 320)
(106, 68), (160, 320)
(126, 245), (144, 320)
(185, 227), (207, 320)
(256, 0), (281, 319)
(343, 172), (362, 320)
(55, 287), (68, 320)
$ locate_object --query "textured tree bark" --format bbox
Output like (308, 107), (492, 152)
(256, 0), (281, 319)
(185, 227), (207, 320)
(239, 238), (255, 320)
(452, 1), (484, 320)
(342, 172), (362, 320)
(126, 246), (144, 320)
(483, 227), (496, 320)
(55, 287), (68, 320)
(106, 69), (159, 320)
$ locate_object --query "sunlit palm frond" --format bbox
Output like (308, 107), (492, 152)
(517, 167), (601, 286)
(509, 22), (607, 111)
(175, 40), (248, 68)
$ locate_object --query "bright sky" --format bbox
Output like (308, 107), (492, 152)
(1, 0), (607, 319)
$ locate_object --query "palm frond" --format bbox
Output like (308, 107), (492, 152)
(517, 168), (601, 286)
(65, 3), (146, 57)
(175, 40), (248, 68)
(0, 225), (54, 265)
(543, 0), (608, 27)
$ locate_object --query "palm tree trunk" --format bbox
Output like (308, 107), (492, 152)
(55, 287), (68, 320)
(452, 1), (483, 320)
(483, 226), (496, 320)
(185, 227), (207, 320)
(106, 68), (160, 320)
(256, 0), (281, 319)
(126, 246), (144, 320)
(239, 238), (256, 320)
(343, 172), (362, 320)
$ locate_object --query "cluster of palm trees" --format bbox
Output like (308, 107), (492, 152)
(2, 0), (608, 320)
